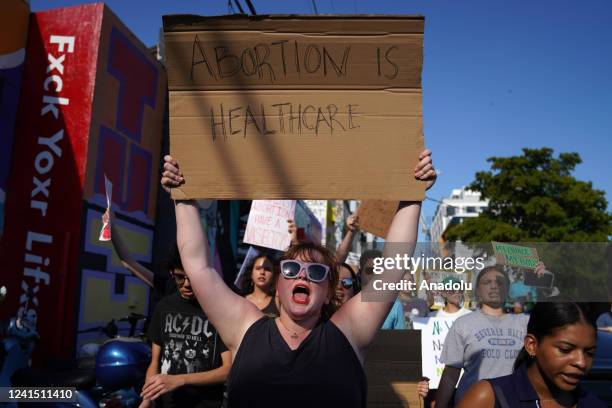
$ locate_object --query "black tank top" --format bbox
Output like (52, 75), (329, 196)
(227, 316), (366, 407)
(260, 297), (280, 317)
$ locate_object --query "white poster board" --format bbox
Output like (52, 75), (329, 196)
(243, 200), (296, 251)
(413, 316), (465, 388)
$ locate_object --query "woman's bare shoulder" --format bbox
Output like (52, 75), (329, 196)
(456, 380), (495, 408)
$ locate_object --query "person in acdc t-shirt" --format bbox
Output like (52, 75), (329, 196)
(102, 211), (231, 407)
(140, 244), (231, 408)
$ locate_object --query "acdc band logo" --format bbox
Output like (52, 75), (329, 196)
(164, 312), (214, 338)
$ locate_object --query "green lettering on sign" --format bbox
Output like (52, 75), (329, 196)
(492, 242), (539, 269)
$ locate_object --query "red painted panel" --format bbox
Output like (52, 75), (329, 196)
(0, 4), (103, 359)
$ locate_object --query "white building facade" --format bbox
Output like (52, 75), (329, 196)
(430, 187), (489, 243)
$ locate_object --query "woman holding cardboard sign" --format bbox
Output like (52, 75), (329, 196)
(160, 150), (435, 407)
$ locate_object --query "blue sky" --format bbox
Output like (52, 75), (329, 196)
(31, 0), (612, 219)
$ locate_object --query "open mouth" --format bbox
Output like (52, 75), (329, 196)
(292, 284), (310, 305)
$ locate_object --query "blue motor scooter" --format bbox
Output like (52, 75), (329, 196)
(7, 307), (151, 407)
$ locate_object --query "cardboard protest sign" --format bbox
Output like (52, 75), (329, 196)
(163, 15), (426, 200)
(493, 242), (539, 269)
(357, 200), (399, 238)
(364, 330), (423, 407)
(244, 200), (296, 251)
(413, 316), (466, 388)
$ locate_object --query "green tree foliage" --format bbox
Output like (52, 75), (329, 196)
(445, 148), (611, 242)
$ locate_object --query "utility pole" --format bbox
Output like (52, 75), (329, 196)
(243, 0), (257, 15)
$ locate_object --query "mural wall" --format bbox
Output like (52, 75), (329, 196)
(0, 3), (166, 359)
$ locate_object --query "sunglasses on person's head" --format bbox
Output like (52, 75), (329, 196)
(339, 277), (354, 289)
(280, 260), (330, 283)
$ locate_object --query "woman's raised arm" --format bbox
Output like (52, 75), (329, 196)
(331, 150), (435, 358)
(162, 156), (262, 353)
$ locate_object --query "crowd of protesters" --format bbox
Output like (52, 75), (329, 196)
(100, 149), (609, 407)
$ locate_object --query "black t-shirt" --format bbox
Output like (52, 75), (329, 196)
(148, 292), (227, 408)
(227, 316), (367, 407)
